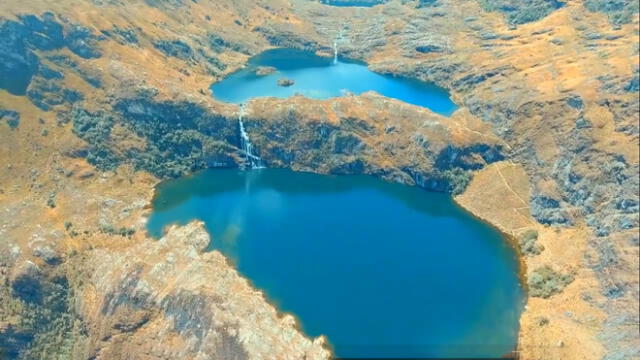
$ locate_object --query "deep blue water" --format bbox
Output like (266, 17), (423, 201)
(320, 0), (386, 7)
(148, 169), (524, 358)
(210, 48), (458, 116)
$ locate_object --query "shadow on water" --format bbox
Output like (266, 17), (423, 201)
(319, 0), (387, 7)
(153, 168), (463, 218)
(247, 48), (366, 69)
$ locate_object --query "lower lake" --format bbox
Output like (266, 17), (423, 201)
(147, 168), (525, 358)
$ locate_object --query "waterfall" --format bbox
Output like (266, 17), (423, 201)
(238, 104), (263, 169)
(333, 28), (345, 65)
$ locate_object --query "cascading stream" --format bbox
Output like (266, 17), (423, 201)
(333, 30), (341, 65)
(333, 27), (346, 65)
(238, 104), (263, 169)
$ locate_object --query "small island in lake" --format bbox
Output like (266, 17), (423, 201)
(255, 66), (276, 76)
(277, 77), (295, 87)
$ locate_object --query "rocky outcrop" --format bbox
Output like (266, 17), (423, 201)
(277, 78), (295, 87)
(101, 26), (140, 46)
(0, 19), (41, 95)
(153, 39), (194, 60)
(478, 0), (565, 25)
(584, 0), (639, 25)
(1, 108), (20, 129)
(0, 259), (77, 360)
(255, 66), (276, 76)
(27, 73), (84, 111)
(113, 95), (238, 176)
(243, 95), (504, 193)
(154, 38), (226, 75)
(65, 25), (103, 59)
(81, 223), (330, 360)
(67, 91), (503, 195)
(69, 95), (238, 176)
(0, 13), (99, 103)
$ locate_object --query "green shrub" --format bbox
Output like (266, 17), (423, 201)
(536, 316), (550, 326)
(100, 225), (136, 237)
(113, 97), (237, 178)
(0, 272), (78, 360)
(519, 229), (544, 256)
(71, 107), (114, 145)
(86, 145), (121, 171)
(478, 0), (565, 25)
(71, 107), (122, 171)
(528, 266), (574, 298)
(153, 39), (193, 60)
(584, 0), (639, 25)
(442, 168), (473, 195)
(46, 193), (56, 208)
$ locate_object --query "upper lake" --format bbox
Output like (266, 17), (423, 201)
(147, 169), (524, 358)
(210, 48), (458, 116)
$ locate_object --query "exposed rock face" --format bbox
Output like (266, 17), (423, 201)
(68, 91), (504, 194)
(82, 223), (330, 360)
(0, 12), (100, 97)
(245, 95), (504, 194)
(0, 108), (20, 129)
(277, 77), (295, 87)
(478, 0), (565, 25)
(255, 66), (276, 76)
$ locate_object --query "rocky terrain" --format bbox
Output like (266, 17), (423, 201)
(0, 0), (638, 359)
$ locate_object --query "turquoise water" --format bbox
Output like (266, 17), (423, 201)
(148, 169), (524, 358)
(210, 48), (458, 116)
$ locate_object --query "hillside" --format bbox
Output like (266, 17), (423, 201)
(0, 0), (638, 359)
